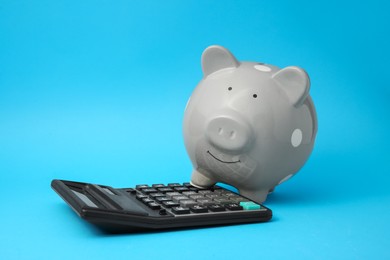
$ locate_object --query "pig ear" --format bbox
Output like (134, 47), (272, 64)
(272, 66), (310, 107)
(201, 45), (239, 77)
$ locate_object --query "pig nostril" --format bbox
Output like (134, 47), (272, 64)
(229, 130), (236, 139)
(218, 127), (223, 135)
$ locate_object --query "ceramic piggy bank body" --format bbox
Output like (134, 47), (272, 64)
(183, 46), (317, 203)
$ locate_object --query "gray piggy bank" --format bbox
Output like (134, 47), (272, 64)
(183, 45), (317, 203)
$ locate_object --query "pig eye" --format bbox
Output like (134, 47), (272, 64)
(253, 94), (258, 98)
(228, 87), (232, 91)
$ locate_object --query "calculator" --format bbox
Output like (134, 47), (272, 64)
(51, 179), (272, 232)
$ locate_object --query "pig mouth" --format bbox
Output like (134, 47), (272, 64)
(207, 150), (241, 164)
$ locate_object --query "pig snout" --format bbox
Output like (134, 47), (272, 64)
(205, 115), (253, 153)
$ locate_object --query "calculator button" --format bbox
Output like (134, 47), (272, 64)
(157, 187), (174, 193)
(225, 203), (243, 211)
(239, 201), (261, 210)
(217, 190), (233, 196)
(142, 198), (154, 204)
(189, 194), (205, 200)
(136, 184), (149, 190)
(213, 197), (233, 204)
(226, 194), (243, 199)
(152, 184), (166, 188)
(196, 198), (215, 206)
(190, 205), (208, 213)
(208, 204), (226, 212)
(180, 199), (197, 208)
(155, 197), (171, 203)
(189, 187), (199, 192)
(198, 190), (213, 194)
(141, 188), (158, 194)
(182, 191), (197, 196)
(148, 202), (161, 210)
(205, 194), (220, 199)
(173, 186), (189, 192)
(162, 201), (180, 208)
(136, 194), (148, 200)
(229, 197), (250, 203)
(165, 192), (181, 198)
(172, 195), (189, 202)
(171, 206), (190, 215)
(149, 192), (166, 198)
(182, 182), (193, 187)
(168, 183), (181, 187)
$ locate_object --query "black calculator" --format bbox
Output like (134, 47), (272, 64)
(51, 179), (272, 232)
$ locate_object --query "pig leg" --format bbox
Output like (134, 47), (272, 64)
(190, 170), (216, 188)
(239, 188), (269, 204)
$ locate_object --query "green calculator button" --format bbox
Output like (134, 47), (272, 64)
(239, 201), (261, 210)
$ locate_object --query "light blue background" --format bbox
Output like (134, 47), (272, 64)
(1, 0), (389, 259)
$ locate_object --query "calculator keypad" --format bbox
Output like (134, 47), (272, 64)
(52, 179), (272, 232)
(133, 183), (262, 216)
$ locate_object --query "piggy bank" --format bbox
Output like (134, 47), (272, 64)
(183, 45), (317, 203)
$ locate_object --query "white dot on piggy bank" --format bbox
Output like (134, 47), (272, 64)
(291, 129), (303, 147)
(254, 64), (271, 72)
